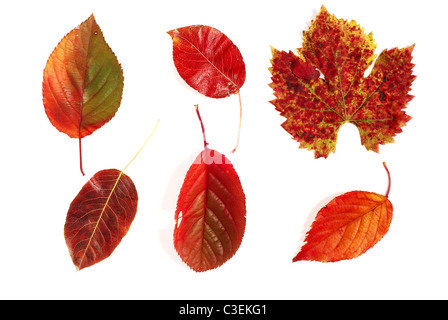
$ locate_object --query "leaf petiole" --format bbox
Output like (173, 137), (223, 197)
(195, 105), (208, 149)
(121, 119), (160, 173)
(231, 91), (242, 153)
(383, 162), (391, 198)
(79, 137), (85, 176)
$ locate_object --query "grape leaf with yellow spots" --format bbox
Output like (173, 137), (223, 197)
(269, 6), (416, 158)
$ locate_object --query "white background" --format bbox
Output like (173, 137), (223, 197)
(0, 0), (446, 300)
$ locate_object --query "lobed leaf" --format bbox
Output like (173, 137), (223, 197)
(64, 169), (138, 270)
(174, 148), (246, 272)
(269, 6), (416, 158)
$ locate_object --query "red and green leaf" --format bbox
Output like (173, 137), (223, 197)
(64, 169), (138, 270)
(269, 6), (416, 158)
(293, 163), (393, 262)
(43, 14), (124, 175)
(174, 106), (246, 272)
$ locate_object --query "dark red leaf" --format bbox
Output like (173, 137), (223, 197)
(64, 169), (138, 270)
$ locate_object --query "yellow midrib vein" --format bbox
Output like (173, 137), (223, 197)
(77, 119), (160, 270)
(77, 172), (123, 270)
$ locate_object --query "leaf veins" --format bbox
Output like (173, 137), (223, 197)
(269, 6), (416, 158)
(43, 14), (124, 175)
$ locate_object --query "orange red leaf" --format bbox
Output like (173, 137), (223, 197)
(293, 191), (392, 262)
(294, 163), (393, 262)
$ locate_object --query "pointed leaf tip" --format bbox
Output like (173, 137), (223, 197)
(293, 190), (393, 262)
(43, 15), (124, 174)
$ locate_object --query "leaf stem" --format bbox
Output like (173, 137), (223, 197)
(79, 137), (85, 176)
(195, 105), (208, 149)
(383, 161), (391, 198)
(121, 119), (160, 173)
(231, 91), (242, 153)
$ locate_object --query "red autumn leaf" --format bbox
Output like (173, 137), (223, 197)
(64, 169), (138, 270)
(168, 25), (246, 153)
(269, 6), (416, 158)
(293, 163), (393, 262)
(168, 25), (245, 99)
(64, 120), (159, 271)
(174, 106), (246, 272)
(43, 14), (124, 175)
